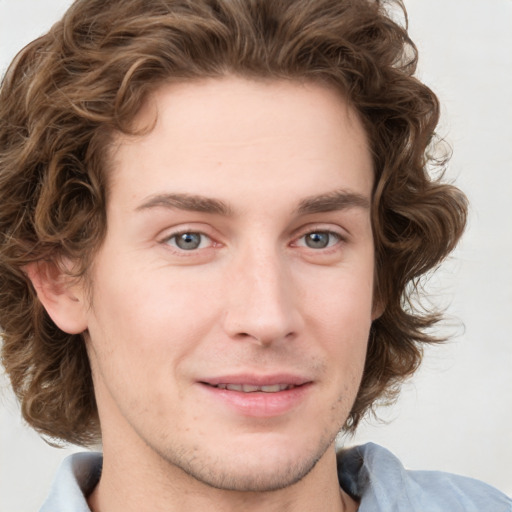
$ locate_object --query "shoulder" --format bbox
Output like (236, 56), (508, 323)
(39, 452), (102, 512)
(337, 443), (512, 512)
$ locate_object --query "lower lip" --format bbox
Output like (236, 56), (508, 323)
(199, 383), (312, 418)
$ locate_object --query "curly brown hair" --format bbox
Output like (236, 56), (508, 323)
(0, 0), (467, 446)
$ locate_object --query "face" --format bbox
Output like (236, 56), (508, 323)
(81, 77), (376, 491)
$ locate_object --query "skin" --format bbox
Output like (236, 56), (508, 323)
(34, 77), (377, 512)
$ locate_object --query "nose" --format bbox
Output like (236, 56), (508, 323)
(222, 244), (302, 346)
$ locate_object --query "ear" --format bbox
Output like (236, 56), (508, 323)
(371, 269), (386, 321)
(24, 260), (88, 334)
(371, 298), (385, 321)
(371, 283), (385, 321)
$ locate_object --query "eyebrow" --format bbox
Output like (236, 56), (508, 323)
(135, 189), (370, 216)
(135, 193), (233, 216)
(296, 189), (370, 215)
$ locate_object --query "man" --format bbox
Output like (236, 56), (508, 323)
(0, 0), (510, 510)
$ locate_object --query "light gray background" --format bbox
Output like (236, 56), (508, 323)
(1, 0), (511, 510)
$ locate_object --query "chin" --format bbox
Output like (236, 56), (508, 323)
(161, 431), (337, 493)
(180, 450), (323, 492)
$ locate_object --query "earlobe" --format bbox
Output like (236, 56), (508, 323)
(371, 292), (385, 321)
(371, 275), (386, 321)
(24, 260), (88, 334)
(371, 301), (385, 321)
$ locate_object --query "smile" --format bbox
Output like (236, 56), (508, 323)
(199, 379), (312, 417)
(211, 383), (297, 393)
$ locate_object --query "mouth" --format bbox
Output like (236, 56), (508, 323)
(204, 383), (299, 393)
(198, 376), (312, 417)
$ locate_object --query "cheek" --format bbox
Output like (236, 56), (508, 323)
(301, 271), (373, 377)
(301, 267), (375, 331)
(86, 264), (219, 378)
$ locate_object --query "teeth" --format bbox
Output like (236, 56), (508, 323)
(242, 384), (260, 392)
(226, 384), (244, 392)
(216, 383), (293, 393)
(260, 384), (285, 392)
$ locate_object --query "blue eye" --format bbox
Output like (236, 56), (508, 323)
(167, 232), (210, 251)
(302, 231), (340, 249)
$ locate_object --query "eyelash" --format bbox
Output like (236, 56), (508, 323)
(294, 230), (342, 250)
(162, 231), (214, 251)
(161, 227), (344, 254)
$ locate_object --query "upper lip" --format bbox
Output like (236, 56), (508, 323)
(199, 374), (312, 387)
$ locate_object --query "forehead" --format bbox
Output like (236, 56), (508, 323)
(107, 77), (373, 213)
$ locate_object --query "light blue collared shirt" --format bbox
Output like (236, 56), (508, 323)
(40, 443), (512, 511)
